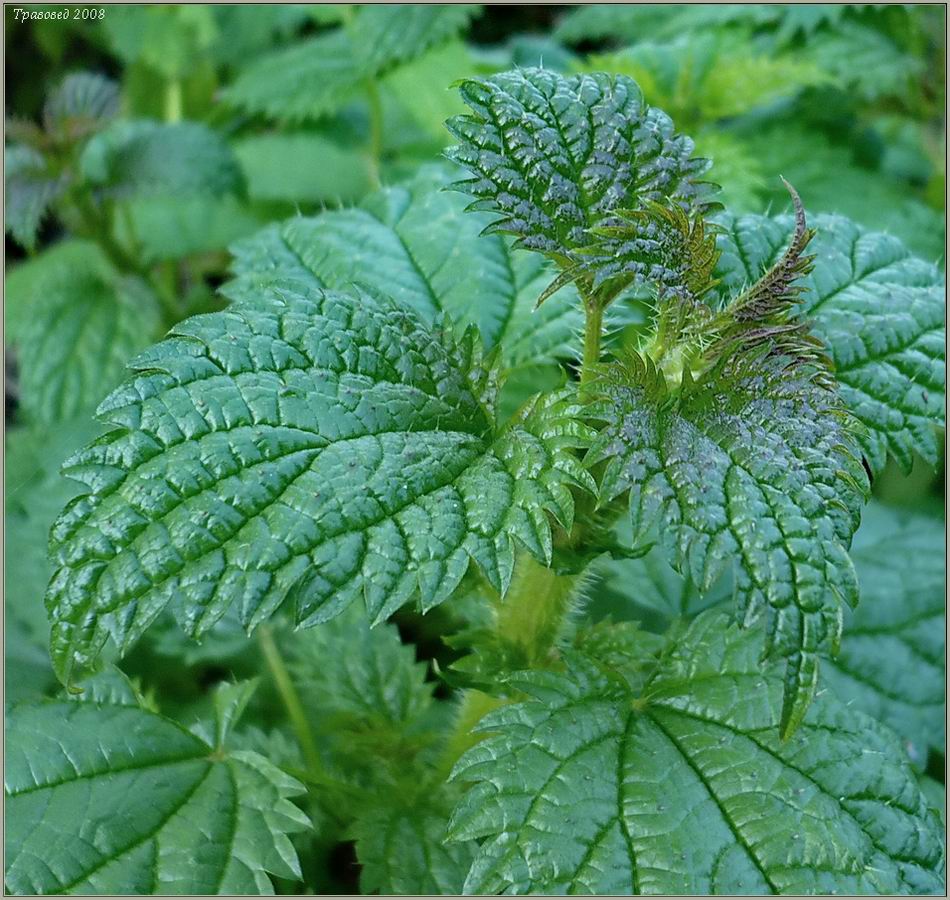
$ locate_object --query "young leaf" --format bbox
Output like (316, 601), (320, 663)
(824, 502), (945, 764)
(588, 345), (867, 737)
(4, 144), (67, 250)
(5, 241), (163, 424)
(448, 611), (946, 895)
(714, 211), (946, 473)
(445, 69), (716, 260)
(45, 285), (594, 684)
(42, 72), (120, 142)
(354, 793), (475, 895)
(5, 676), (310, 894)
(80, 120), (244, 198)
(226, 165), (583, 374)
(287, 606), (476, 894)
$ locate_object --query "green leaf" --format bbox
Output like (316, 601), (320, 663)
(595, 540), (732, 628)
(579, 34), (828, 125)
(223, 29), (363, 124)
(287, 605), (476, 893)
(804, 20), (923, 102)
(115, 194), (263, 264)
(588, 336), (868, 737)
(45, 285), (594, 684)
(714, 211), (946, 472)
(823, 502), (945, 764)
(354, 793), (475, 895)
(5, 677), (310, 894)
(223, 6), (477, 126)
(233, 132), (373, 204)
(381, 40), (481, 143)
(226, 165), (583, 374)
(100, 5), (218, 81)
(42, 72), (120, 142)
(5, 241), (163, 424)
(351, 4), (479, 75)
(737, 124), (946, 264)
(448, 611), (946, 894)
(4, 144), (67, 250)
(5, 419), (101, 652)
(80, 120), (244, 198)
(445, 69), (716, 260)
(288, 605), (434, 741)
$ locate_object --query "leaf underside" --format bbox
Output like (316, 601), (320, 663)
(449, 612), (946, 895)
(45, 285), (593, 684)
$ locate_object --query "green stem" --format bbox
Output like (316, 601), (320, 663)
(580, 300), (604, 386)
(73, 191), (144, 275)
(365, 80), (383, 189)
(164, 78), (182, 123)
(258, 625), (324, 781)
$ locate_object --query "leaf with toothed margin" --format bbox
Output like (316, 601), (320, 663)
(586, 347), (868, 739)
(5, 674), (311, 895)
(714, 211), (945, 474)
(444, 68), (717, 264)
(225, 164), (583, 375)
(44, 284), (595, 685)
(447, 611), (946, 895)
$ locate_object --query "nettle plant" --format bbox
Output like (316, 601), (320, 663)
(7, 69), (946, 895)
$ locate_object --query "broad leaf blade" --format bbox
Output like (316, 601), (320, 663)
(354, 795), (475, 895)
(226, 165), (583, 373)
(5, 679), (309, 894)
(45, 286), (593, 684)
(449, 612), (946, 894)
(715, 212), (946, 472)
(824, 502), (946, 763)
(222, 29), (363, 124)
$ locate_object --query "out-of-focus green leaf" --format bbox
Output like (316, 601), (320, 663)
(233, 132), (372, 204)
(4, 145), (66, 250)
(81, 120), (244, 198)
(5, 241), (162, 423)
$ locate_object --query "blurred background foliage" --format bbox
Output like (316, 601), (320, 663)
(4, 6), (945, 888)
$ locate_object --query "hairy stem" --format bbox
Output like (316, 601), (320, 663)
(580, 300), (604, 386)
(258, 624), (324, 781)
(493, 554), (586, 666)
